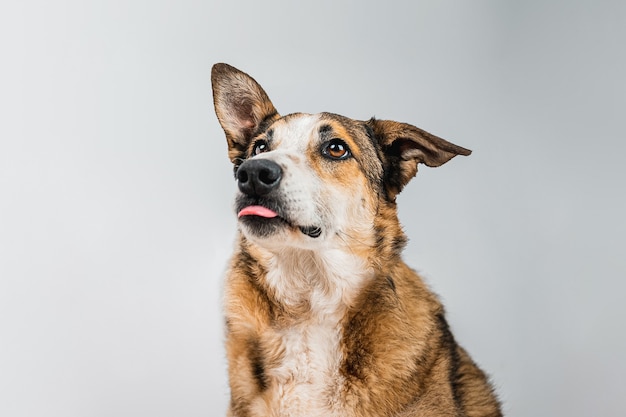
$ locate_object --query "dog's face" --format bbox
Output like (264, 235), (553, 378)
(232, 112), (384, 250)
(211, 64), (470, 251)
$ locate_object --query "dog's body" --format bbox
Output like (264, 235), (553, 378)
(211, 63), (501, 417)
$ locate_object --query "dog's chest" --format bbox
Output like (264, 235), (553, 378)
(248, 315), (345, 417)
(271, 322), (343, 414)
(245, 252), (371, 416)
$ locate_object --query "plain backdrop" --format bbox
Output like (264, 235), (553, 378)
(1, 1), (625, 416)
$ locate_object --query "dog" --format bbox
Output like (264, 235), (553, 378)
(211, 63), (502, 417)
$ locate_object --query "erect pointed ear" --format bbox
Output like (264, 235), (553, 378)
(211, 63), (280, 162)
(367, 118), (472, 199)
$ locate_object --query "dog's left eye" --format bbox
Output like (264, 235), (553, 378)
(322, 139), (351, 160)
(252, 140), (269, 156)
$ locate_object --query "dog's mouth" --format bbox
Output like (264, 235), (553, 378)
(237, 203), (321, 239)
(238, 205), (279, 219)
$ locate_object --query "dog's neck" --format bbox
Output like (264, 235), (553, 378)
(245, 240), (375, 320)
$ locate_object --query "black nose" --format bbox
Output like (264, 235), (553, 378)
(236, 159), (282, 197)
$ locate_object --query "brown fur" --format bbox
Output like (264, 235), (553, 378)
(211, 63), (502, 417)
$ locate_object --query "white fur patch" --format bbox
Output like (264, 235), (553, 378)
(253, 114), (322, 234)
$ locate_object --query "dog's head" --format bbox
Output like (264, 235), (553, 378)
(211, 63), (470, 252)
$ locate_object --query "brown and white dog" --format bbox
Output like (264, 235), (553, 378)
(211, 63), (502, 417)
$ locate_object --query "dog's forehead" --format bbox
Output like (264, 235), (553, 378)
(270, 113), (319, 149)
(270, 112), (370, 150)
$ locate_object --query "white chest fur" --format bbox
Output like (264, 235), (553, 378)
(257, 320), (344, 416)
(248, 249), (372, 417)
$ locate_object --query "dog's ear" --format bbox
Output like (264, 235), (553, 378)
(211, 63), (280, 162)
(367, 118), (471, 199)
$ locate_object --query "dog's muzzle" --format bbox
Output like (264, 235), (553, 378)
(235, 159), (322, 239)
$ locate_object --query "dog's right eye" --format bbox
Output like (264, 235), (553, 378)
(252, 140), (269, 156)
(322, 139), (351, 160)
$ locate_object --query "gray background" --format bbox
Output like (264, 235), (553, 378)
(1, 1), (624, 416)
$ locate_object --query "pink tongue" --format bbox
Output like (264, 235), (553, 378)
(238, 205), (278, 218)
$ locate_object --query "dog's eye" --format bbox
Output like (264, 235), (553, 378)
(322, 139), (351, 160)
(252, 140), (269, 156)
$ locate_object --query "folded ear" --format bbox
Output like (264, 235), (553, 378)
(211, 63), (280, 162)
(367, 118), (472, 199)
